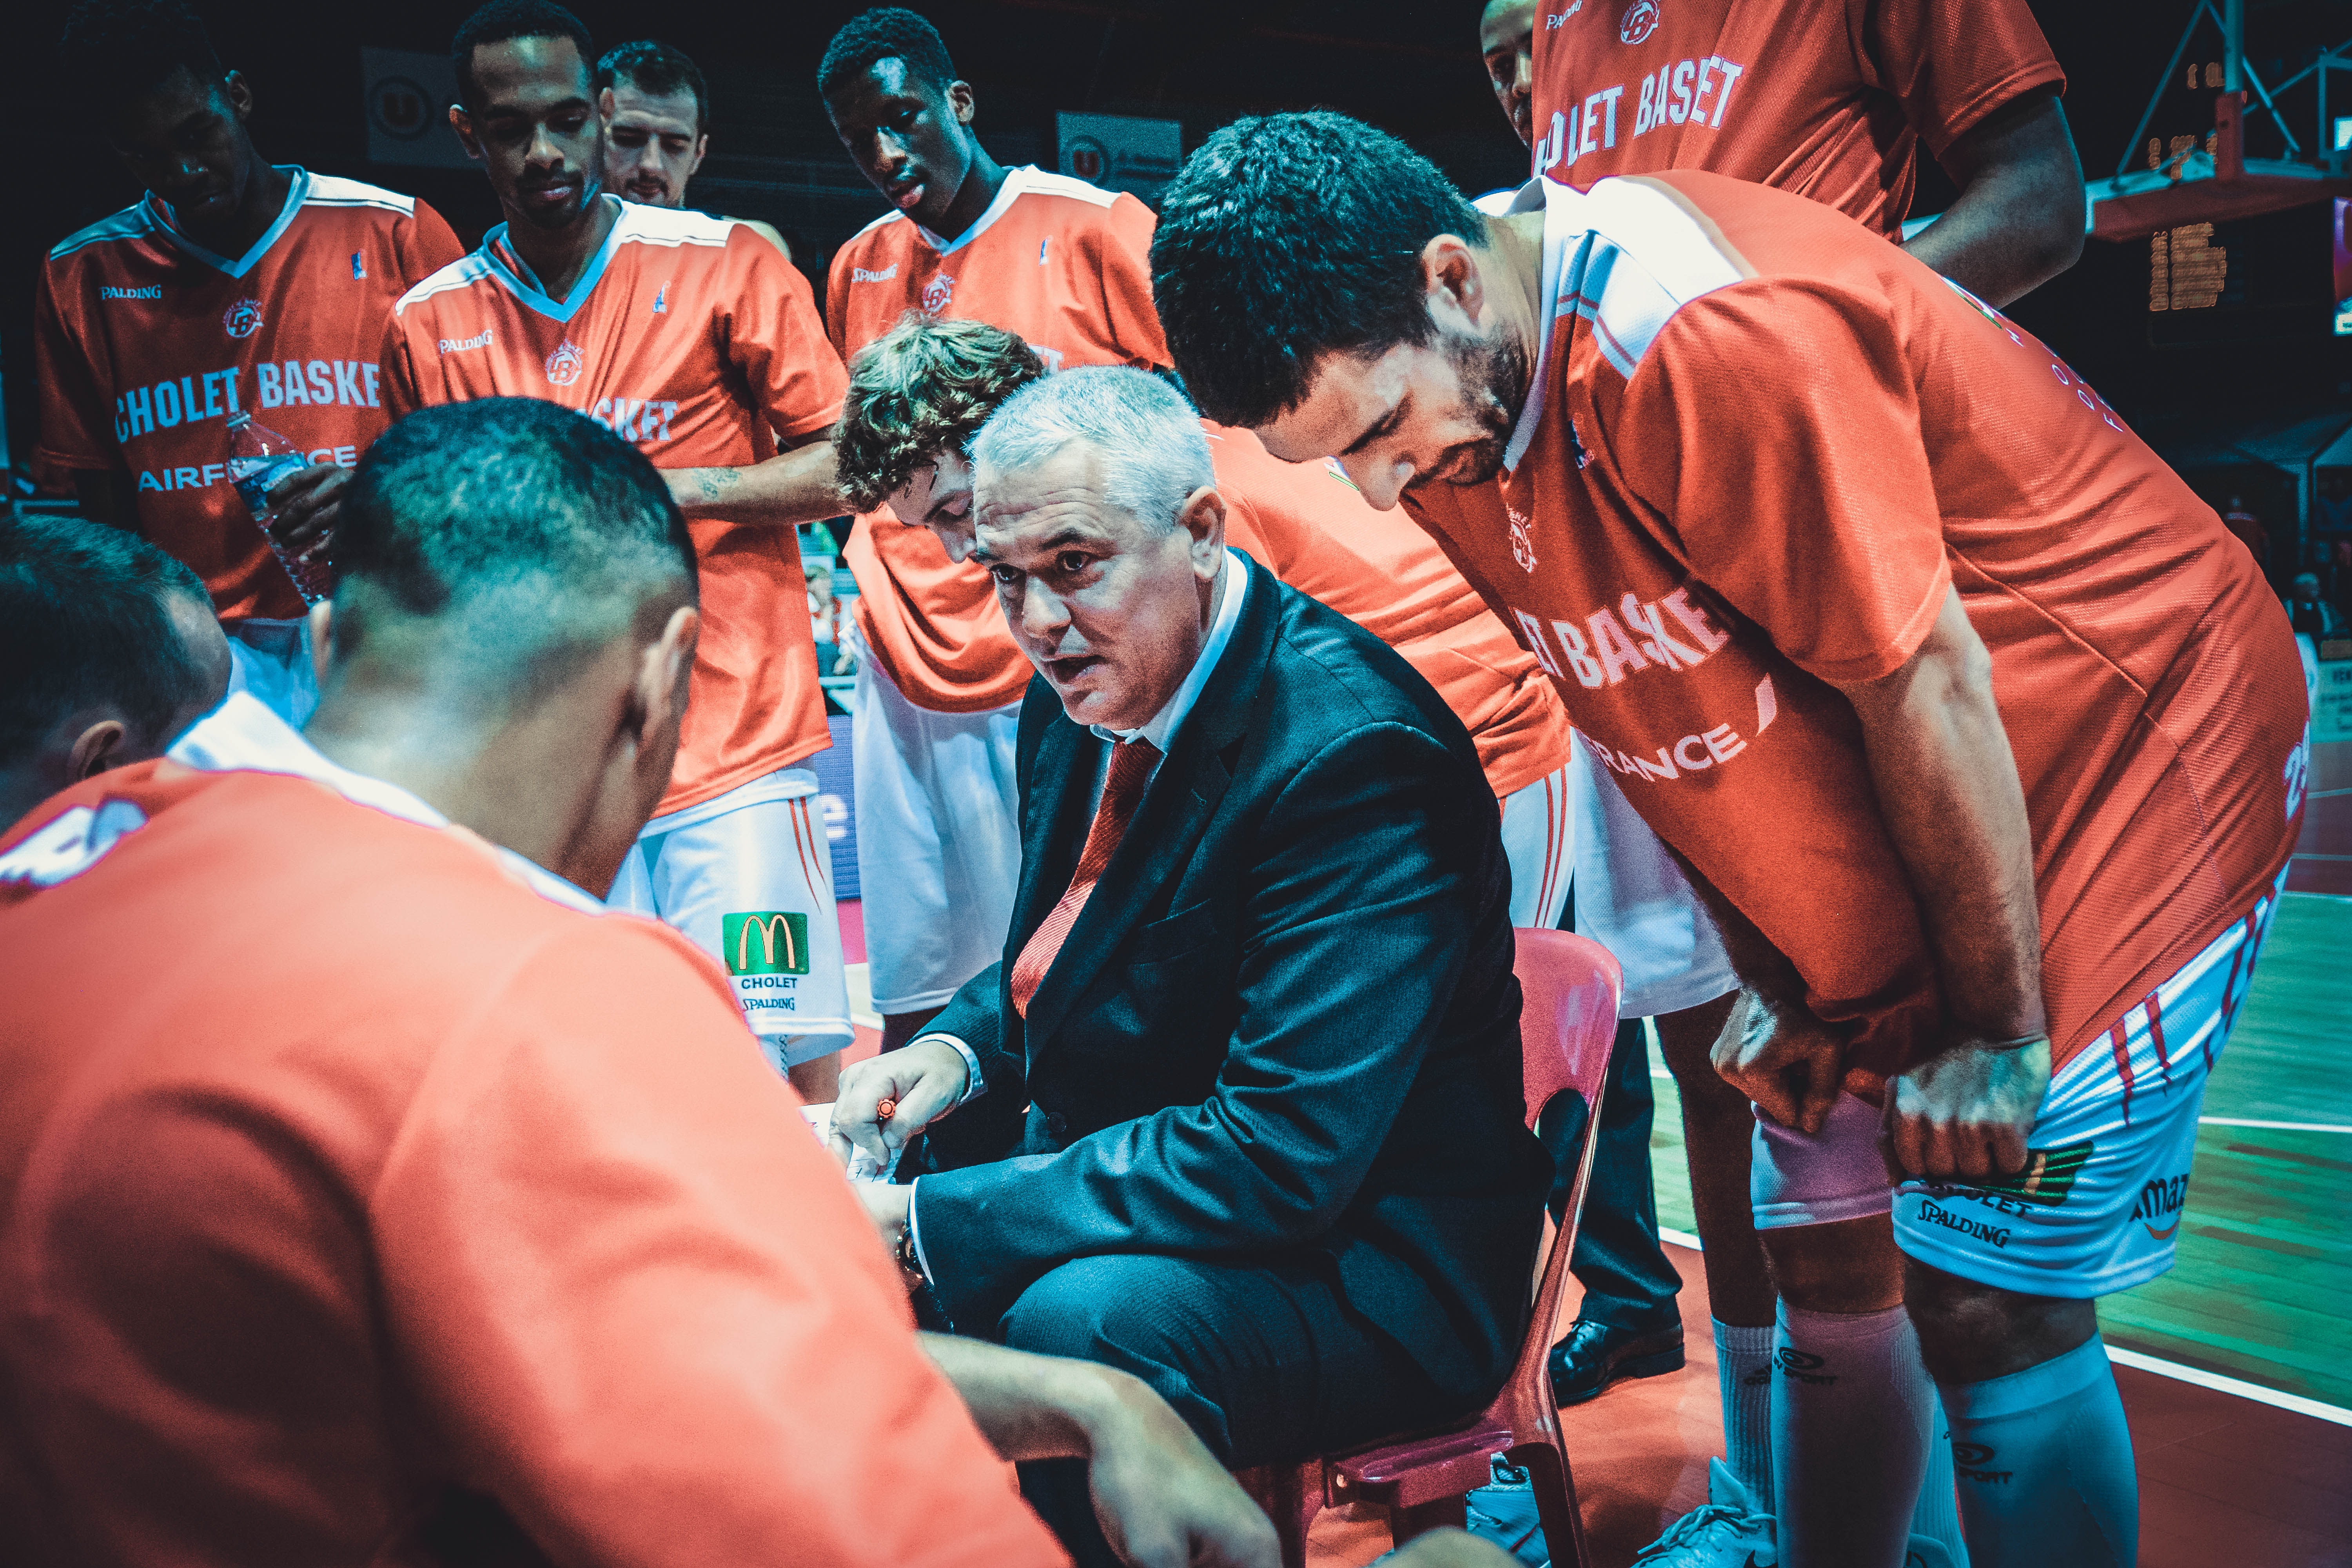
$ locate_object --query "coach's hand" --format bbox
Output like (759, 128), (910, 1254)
(831, 1040), (969, 1168)
(1887, 1032), (2049, 1183)
(266, 463), (349, 562)
(1712, 988), (1848, 1136)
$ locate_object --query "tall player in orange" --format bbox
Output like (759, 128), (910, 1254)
(383, 0), (854, 1100)
(818, 8), (1175, 1051)
(1155, 112), (2307, 1568)
(35, 0), (463, 727)
(1476, 0), (2093, 1558)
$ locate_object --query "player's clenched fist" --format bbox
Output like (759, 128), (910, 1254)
(1711, 987), (1849, 1136)
(1886, 1032), (2050, 1183)
(829, 1040), (971, 1168)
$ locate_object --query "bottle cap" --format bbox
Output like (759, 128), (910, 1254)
(227, 411), (251, 428)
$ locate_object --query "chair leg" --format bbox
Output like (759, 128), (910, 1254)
(1234, 1461), (1320, 1568)
(1515, 1440), (1592, 1568)
(1388, 1493), (1469, 1546)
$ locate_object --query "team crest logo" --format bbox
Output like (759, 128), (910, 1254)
(544, 339), (584, 387)
(922, 272), (957, 313)
(221, 298), (264, 338)
(1619, 0), (1661, 44)
(1507, 506), (1539, 573)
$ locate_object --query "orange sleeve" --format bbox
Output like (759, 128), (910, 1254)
(378, 307), (424, 421)
(31, 258), (115, 473)
(1094, 194), (1172, 369)
(729, 230), (850, 440)
(1613, 279), (1950, 685)
(824, 242), (853, 362)
(399, 199), (467, 283)
(1863, 0), (2066, 155)
(376, 920), (1064, 1567)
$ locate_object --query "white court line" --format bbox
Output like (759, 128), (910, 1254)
(2199, 1117), (2352, 1133)
(1652, 1236), (2352, 1426)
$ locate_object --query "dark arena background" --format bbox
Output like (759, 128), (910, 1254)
(4, 2), (2347, 1564)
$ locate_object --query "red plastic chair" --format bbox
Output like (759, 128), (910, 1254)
(1237, 927), (1623, 1568)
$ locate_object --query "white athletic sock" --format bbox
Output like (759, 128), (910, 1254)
(1912, 1408), (1970, 1566)
(1713, 1317), (1776, 1514)
(1773, 1301), (1933, 1568)
(1938, 1336), (2136, 1568)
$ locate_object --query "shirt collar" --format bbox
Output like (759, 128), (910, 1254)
(1502, 176), (1580, 475)
(167, 693), (606, 915)
(144, 165), (310, 279)
(1089, 548), (1247, 754)
(915, 165), (1035, 256)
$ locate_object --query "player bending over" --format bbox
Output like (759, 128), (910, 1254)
(1150, 113), (2305, 1568)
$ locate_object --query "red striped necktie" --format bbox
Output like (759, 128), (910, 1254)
(1009, 737), (1162, 1017)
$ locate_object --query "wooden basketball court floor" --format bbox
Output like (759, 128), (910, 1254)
(835, 738), (2352, 1567)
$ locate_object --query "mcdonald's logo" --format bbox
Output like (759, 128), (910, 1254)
(722, 911), (810, 976)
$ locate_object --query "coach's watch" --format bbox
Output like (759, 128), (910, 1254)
(894, 1219), (922, 1283)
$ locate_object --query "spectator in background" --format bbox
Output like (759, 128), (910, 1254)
(0, 515), (231, 831)
(2287, 573), (2345, 639)
(2222, 494), (2269, 574)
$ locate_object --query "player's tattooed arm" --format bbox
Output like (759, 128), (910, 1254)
(665, 438), (845, 525)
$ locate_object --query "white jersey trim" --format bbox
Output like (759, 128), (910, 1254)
(1502, 175), (1751, 473)
(146, 166), (314, 280)
(392, 252), (497, 317)
(49, 206), (152, 261)
(916, 165), (1121, 256)
(299, 172), (419, 216)
(169, 693), (607, 915)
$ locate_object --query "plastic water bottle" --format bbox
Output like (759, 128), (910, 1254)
(226, 411), (325, 605)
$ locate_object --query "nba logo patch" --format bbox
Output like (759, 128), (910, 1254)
(922, 272), (956, 313)
(544, 339), (584, 387)
(653, 282), (669, 314)
(1619, 0), (1661, 44)
(350, 252), (366, 280)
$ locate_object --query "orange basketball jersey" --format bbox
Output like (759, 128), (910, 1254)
(827, 167), (1170, 713)
(1424, 173), (2304, 1079)
(1530, 0), (2062, 237)
(1207, 425), (1571, 800)
(34, 168), (463, 619)
(383, 200), (846, 815)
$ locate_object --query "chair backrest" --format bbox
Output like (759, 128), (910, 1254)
(1502, 928), (1624, 1430)
(1515, 928), (1622, 1136)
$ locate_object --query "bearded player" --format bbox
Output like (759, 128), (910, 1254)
(594, 39), (791, 258)
(35, 0), (462, 726)
(383, 0), (854, 1099)
(1152, 114), (2306, 1568)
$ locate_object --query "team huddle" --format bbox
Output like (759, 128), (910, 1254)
(2, 2), (2310, 1567)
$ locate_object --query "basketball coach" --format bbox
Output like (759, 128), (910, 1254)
(830, 365), (1552, 1564)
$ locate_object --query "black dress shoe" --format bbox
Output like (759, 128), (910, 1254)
(1547, 1317), (1685, 1406)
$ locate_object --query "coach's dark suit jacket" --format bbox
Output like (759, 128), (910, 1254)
(915, 553), (1551, 1406)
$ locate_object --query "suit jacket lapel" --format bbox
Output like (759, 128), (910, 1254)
(1018, 558), (1279, 1056)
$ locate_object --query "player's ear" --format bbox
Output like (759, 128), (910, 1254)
(66, 718), (132, 783)
(1177, 485), (1227, 570)
(221, 70), (254, 123)
(1421, 233), (1485, 327)
(597, 86), (615, 122)
(690, 133), (709, 174)
(946, 79), (978, 128)
(450, 103), (484, 161)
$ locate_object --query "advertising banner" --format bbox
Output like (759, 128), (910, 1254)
(362, 48), (473, 169)
(1056, 112), (1182, 201)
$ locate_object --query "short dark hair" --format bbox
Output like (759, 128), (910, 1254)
(817, 8), (956, 100)
(597, 40), (708, 133)
(452, 0), (595, 111)
(331, 399), (695, 700)
(836, 316), (1045, 512)
(56, 0), (225, 113)
(0, 516), (214, 766)
(1150, 111), (1489, 428)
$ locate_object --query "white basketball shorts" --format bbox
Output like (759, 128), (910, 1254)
(1750, 870), (2286, 1298)
(1497, 763), (1575, 931)
(1570, 734), (1738, 1020)
(608, 766), (852, 1072)
(851, 633), (1025, 1014)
